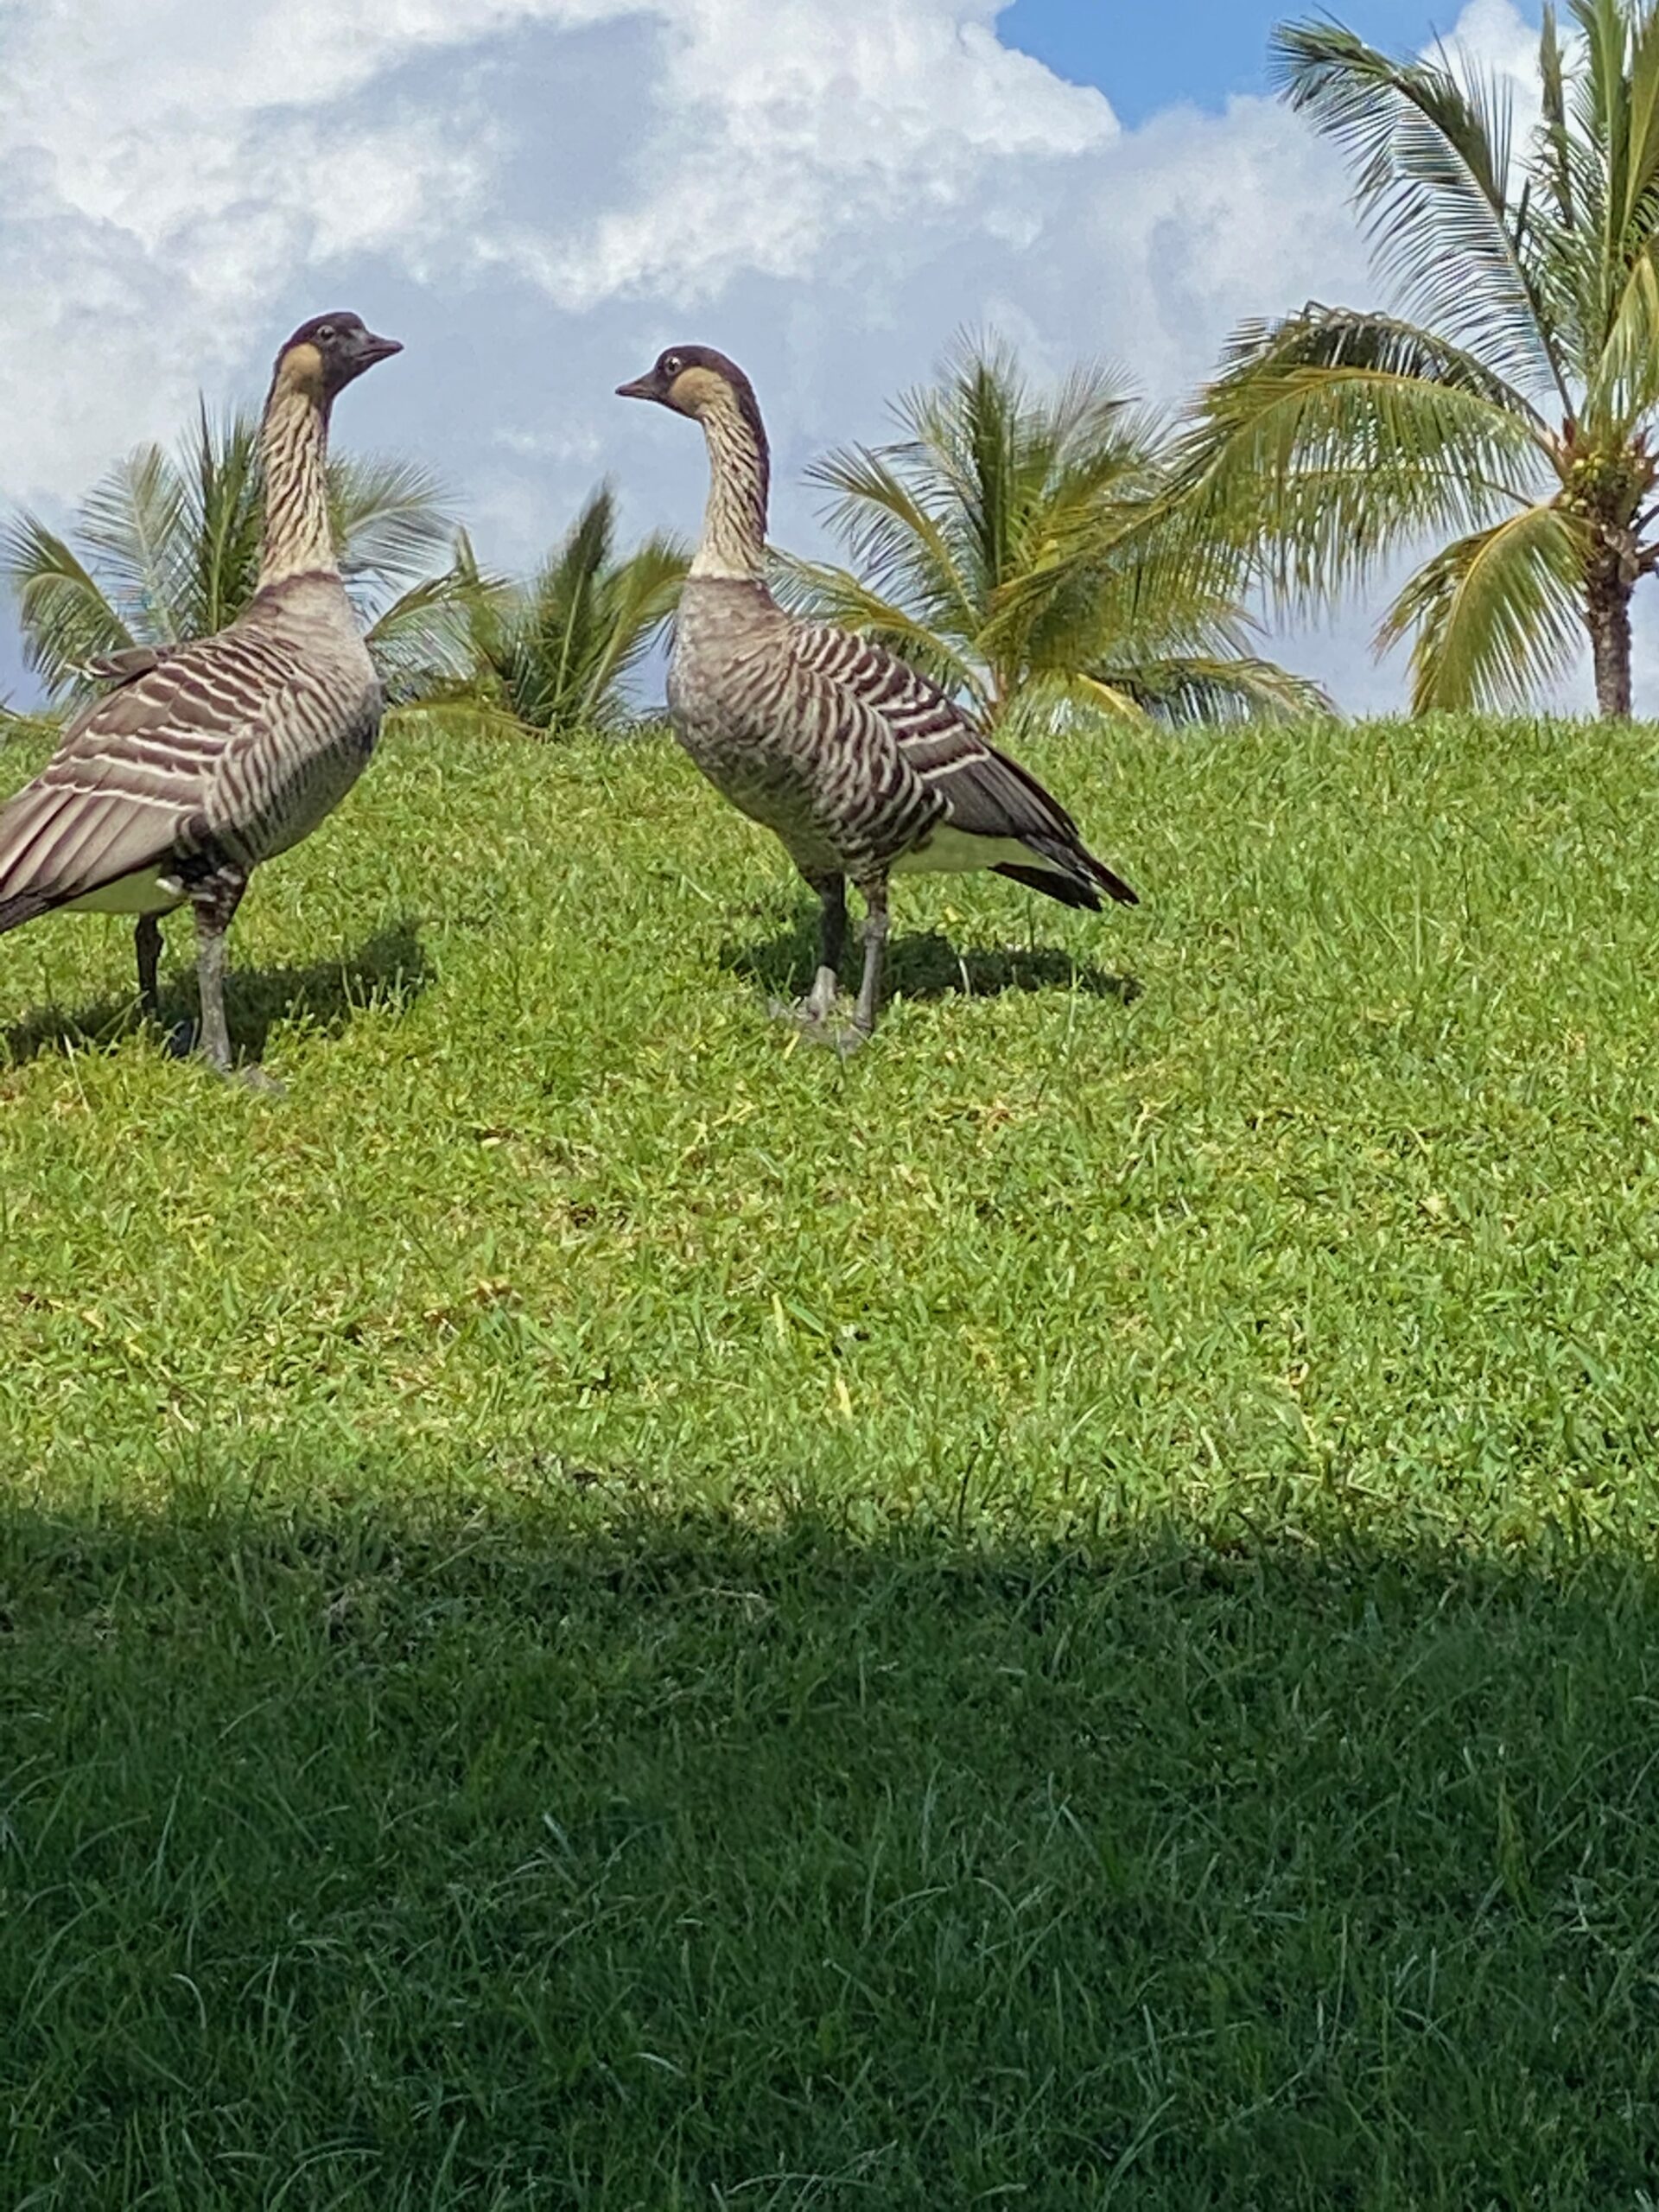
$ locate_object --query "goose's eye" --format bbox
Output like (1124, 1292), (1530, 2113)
(662, 353), (683, 377)
(315, 323), (337, 343)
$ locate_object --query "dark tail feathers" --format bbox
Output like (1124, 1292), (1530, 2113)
(994, 863), (1101, 911)
(996, 835), (1138, 912)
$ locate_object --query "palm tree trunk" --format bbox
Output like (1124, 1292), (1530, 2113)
(1585, 558), (1634, 720)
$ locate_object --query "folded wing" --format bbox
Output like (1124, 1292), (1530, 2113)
(0, 632), (289, 932)
(789, 622), (1137, 908)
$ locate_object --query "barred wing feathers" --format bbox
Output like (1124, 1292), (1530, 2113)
(790, 621), (1137, 908)
(0, 627), (308, 931)
(86, 645), (176, 688)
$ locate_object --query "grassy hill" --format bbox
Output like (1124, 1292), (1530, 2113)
(4, 710), (1659, 2205)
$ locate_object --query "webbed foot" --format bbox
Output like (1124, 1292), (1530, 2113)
(769, 999), (869, 1055)
(236, 1065), (286, 1097)
(159, 1020), (283, 1092)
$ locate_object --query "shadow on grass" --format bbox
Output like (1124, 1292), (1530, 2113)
(721, 904), (1140, 1008)
(4, 1482), (1659, 2209)
(2, 917), (430, 1067)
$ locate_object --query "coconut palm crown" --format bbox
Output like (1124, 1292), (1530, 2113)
(1183, 1), (1659, 719)
(450, 486), (687, 740)
(779, 335), (1331, 742)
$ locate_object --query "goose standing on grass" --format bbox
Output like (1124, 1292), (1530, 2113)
(0, 312), (403, 1084)
(616, 345), (1137, 1047)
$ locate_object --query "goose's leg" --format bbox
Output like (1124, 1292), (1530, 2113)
(804, 874), (847, 1022)
(772, 873), (847, 1034)
(135, 913), (163, 1020)
(849, 877), (889, 1044)
(187, 865), (259, 1080)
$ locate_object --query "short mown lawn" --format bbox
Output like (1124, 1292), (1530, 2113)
(4, 709), (1659, 2206)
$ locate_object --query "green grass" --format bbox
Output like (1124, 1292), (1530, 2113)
(5, 709), (1659, 2205)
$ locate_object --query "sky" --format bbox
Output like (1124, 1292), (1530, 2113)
(0, 0), (1573, 715)
(1002, 0), (1494, 122)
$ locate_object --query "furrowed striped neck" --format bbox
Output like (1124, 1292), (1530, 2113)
(257, 379), (338, 589)
(691, 385), (769, 582)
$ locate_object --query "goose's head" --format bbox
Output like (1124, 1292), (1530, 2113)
(273, 312), (404, 399)
(616, 346), (760, 431)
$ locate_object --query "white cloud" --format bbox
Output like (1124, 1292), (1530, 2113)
(497, 0), (1115, 309)
(1447, 0), (1543, 82)
(0, 0), (1595, 716)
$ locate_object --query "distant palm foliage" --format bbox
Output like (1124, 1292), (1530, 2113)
(781, 335), (1331, 740)
(3, 404), (473, 707)
(446, 486), (686, 740)
(1183, 1), (1659, 719)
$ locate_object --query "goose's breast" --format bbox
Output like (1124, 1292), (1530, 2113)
(217, 648), (383, 864)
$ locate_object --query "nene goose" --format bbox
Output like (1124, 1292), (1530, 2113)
(0, 311), (403, 1081)
(616, 345), (1137, 1046)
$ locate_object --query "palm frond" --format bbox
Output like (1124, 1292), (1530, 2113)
(1551, 2), (1659, 427)
(178, 405), (263, 637)
(1093, 654), (1339, 725)
(772, 553), (988, 704)
(332, 453), (460, 607)
(995, 652), (1332, 742)
(804, 444), (981, 644)
(460, 488), (686, 738)
(1179, 305), (1551, 612)
(1584, 241), (1659, 425)
(1539, 6), (1577, 225)
(364, 553), (495, 705)
(992, 670), (1153, 742)
(986, 477), (1258, 681)
(1613, 0), (1659, 246)
(75, 443), (187, 644)
(1, 515), (136, 699)
(582, 531), (690, 713)
(802, 330), (1326, 729)
(388, 697), (542, 747)
(1271, 16), (1568, 405)
(957, 346), (1023, 606)
(1376, 499), (1589, 710)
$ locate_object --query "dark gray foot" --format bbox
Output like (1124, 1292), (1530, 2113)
(159, 1020), (282, 1092)
(767, 960), (844, 1034)
(768, 1000), (868, 1056)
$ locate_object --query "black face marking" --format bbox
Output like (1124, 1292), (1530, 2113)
(659, 345), (746, 385)
(617, 344), (762, 443)
(283, 311), (365, 352)
(273, 311), (402, 396)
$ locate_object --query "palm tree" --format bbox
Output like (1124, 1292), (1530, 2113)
(1182, 2), (1659, 720)
(452, 486), (686, 739)
(3, 404), (473, 708)
(779, 335), (1330, 741)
